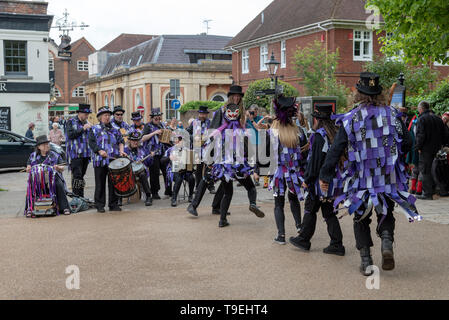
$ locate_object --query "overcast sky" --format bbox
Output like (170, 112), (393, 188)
(47, 0), (273, 50)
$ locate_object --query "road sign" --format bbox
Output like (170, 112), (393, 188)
(171, 99), (181, 110)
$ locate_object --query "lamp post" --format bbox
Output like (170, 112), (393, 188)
(265, 52), (281, 115)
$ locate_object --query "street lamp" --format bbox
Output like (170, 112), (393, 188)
(266, 51), (280, 78)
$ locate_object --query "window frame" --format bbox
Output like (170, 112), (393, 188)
(281, 40), (286, 68)
(353, 30), (373, 62)
(48, 57), (55, 72)
(72, 86), (86, 98)
(242, 48), (249, 74)
(77, 60), (89, 72)
(260, 43), (268, 71)
(3, 40), (28, 75)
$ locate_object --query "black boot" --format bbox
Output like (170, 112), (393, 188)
(381, 230), (395, 271)
(360, 247), (374, 276)
(171, 194), (178, 207)
(219, 219), (229, 228)
(145, 194), (153, 207)
(187, 204), (198, 217)
(249, 204), (265, 218)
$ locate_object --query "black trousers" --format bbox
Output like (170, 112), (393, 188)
(71, 157), (89, 197)
(149, 155), (171, 196)
(94, 166), (119, 209)
(298, 195), (343, 247)
(55, 175), (70, 212)
(219, 176), (257, 221)
(172, 172), (195, 200)
(211, 182), (225, 211)
(419, 151), (437, 197)
(136, 172), (152, 197)
(195, 163), (214, 191)
(274, 192), (302, 236)
(353, 196), (396, 250)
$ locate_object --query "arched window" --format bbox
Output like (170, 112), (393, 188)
(136, 92), (142, 107)
(165, 92), (180, 121)
(110, 94), (115, 108)
(211, 93), (227, 102)
(104, 95), (109, 107)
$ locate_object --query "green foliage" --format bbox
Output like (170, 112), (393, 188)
(365, 55), (439, 96)
(243, 78), (299, 111)
(180, 101), (224, 114)
(406, 79), (449, 115)
(366, 0), (449, 65)
(293, 40), (350, 111)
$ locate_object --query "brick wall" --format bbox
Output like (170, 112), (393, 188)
(0, 0), (48, 14)
(53, 39), (95, 105)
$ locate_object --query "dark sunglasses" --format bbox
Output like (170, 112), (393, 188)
(116, 113), (124, 117)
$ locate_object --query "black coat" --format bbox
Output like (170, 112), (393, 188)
(415, 110), (449, 155)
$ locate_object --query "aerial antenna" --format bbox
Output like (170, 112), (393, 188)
(203, 19), (213, 35)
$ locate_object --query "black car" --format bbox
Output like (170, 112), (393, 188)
(0, 129), (66, 169)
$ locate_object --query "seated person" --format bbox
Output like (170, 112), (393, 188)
(124, 130), (155, 206)
(25, 135), (70, 218)
(162, 134), (195, 207)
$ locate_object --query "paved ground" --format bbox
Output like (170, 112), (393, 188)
(0, 167), (448, 300)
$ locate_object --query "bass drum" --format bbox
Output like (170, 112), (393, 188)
(108, 158), (137, 198)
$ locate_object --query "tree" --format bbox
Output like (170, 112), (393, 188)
(366, 0), (449, 65)
(243, 78), (299, 112)
(364, 55), (440, 96)
(293, 40), (350, 112)
(180, 101), (224, 114)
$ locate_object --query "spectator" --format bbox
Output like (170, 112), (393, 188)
(246, 105), (264, 187)
(415, 101), (449, 199)
(48, 122), (64, 146)
(25, 123), (35, 140)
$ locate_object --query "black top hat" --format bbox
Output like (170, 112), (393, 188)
(312, 104), (334, 120)
(131, 111), (143, 121)
(35, 135), (50, 146)
(113, 106), (125, 114)
(276, 96), (297, 109)
(198, 106), (209, 114)
(77, 104), (92, 114)
(128, 130), (142, 141)
(356, 72), (383, 96)
(228, 85), (244, 97)
(150, 108), (163, 116)
(97, 107), (113, 118)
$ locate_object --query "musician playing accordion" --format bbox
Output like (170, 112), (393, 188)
(88, 107), (127, 213)
(124, 130), (154, 206)
(162, 132), (195, 207)
(25, 135), (70, 218)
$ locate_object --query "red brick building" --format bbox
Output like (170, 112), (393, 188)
(100, 33), (157, 53)
(226, 0), (449, 93)
(48, 37), (96, 117)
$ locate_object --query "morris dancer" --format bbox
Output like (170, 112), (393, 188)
(162, 133), (195, 207)
(268, 96), (308, 245)
(289, 104), (345, 256)
(187, 88), (265, 228)
(111, 106), (130, 133)
(143, 108), (173, 199)
(130, 111), (145, 134)
(187, 105), (215, 194)
(65, 104), (92, 197)
(319, 72), (420, 275)
(25, 135), (71, 217)
(88, 107), (127, 213)
(124, 130), (154, 206)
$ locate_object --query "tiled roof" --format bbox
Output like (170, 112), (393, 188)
(227, 0), (383, 47)
(100, 33), (157, 53)
(100, 34), (232, 76)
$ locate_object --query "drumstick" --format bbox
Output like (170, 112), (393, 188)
(136, 154), (153, 164)
(20, 163), (68, 172)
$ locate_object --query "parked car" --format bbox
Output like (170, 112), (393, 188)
(0, 129), (66, 169)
